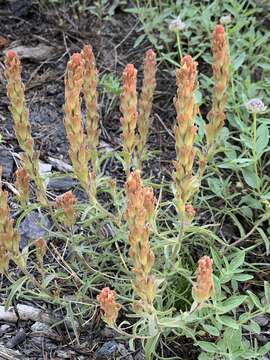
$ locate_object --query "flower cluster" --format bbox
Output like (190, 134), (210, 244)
(120, 64), (138, 173)
(0, 168), (24, 272)
(192, 256), (214, 303)
(81, 45), (100, 171)
(173, 55), (199, 225)
(15, 167), (30, 206)
(137, 49), (157, 164)
(245, 98), (267, 114)
(169, 17), (186, 32)
(55, 191), (77, 226)
(97, 287), (121, 326)
(125, 170), (156, 312)
(5, 51), (47, 205)
(64, 53), (93, 197)
(206, 25), (230, 150)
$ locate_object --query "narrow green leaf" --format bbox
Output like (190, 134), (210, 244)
(241, 166), (258, 188)
(216, 315), (239, 329)
(216, 295), (247, 313)
(247, 290), (263, 309)
(264, 281), (270, 305)
(197, 341), (218, 353)
(256, 124), (269, 157)
(5, 276), (28, 310)
(257, 227), (270, 255)
(144, 333), (160, 360)
(229, 251), (245, 271)
(202, 324), (220, 337)
(243, 320), (261, 334)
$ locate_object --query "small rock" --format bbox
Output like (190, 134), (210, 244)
(261, 296), (267, 306)
(6, 328), (26, 348)
(95, 341), (118, 360)
(48, 157), (73, 173)
(39, 163), (52, 177)
(1, 324), (11, 331)
(255, 333), (268, 344)
(19, 211), (51, 248)
(54, 350), (76, 359)
(253, 315), (269, 327)
(9, 0), (32, 16)
(5, 44), (55, 61)
(48, 177), (76, 192)
(31, 322), (51, 333)
(117, 344), (133, 360)
(0, 324), (11, 336)
(0, 149), (14, 179)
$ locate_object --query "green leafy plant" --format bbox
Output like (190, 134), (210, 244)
(1, 7), (270, 359)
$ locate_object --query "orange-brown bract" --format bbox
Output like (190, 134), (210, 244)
(15, 168), (30, 206)
(55, 191), (77, 226)
(35, 237), (47, 265)
(192, 256), (214, 303)
(0, 167), (23, 273)
(206, 24), (230, 148)
(64, 53), (93, 197)
(173, 55), (199, 225)
(5, 51), (47, 205)
(81, 45), (100, 171)
(125, 170), (156, 312)
(137, 49), (157, 164)
(97, 287), (121, 326)
(120, 64), (138, 173)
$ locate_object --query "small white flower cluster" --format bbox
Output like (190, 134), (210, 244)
(169, 17), (186, 32)
(245, 98), (267, 113)
(220, 15), (232, 25)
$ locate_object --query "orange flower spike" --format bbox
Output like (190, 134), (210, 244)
(5, 52), (47, 204)
(55, 191), (77, 226)
(206, 24), (230, 148)
(81, 45), (100, 168)
(173, 55), (199, 226)
(0, 168), (23, 272)
(15, 168), (30, 206)
(64, 53), (92, 195)
(192, 256), (214, 303)
(120, 64), (138, 173)
(124, 170), (156, 312)
(137, 49), (157, 163)
(97, 287), (121, 327)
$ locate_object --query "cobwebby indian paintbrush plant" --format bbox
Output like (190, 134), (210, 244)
(192, 256), (214, 305)
(0, 168), (24, 272)
(81, 45), (100, 173)
(205, 24), (230, 158)
(97, 287), (121, 327)
(120, 64), (138, 174)
(172, 55), (199, 258)
(137, 49), (157, 167)
(64, 53), (96, 200)
(55, 191), (77, 227)
(5, 51), (47, 205)
(125, 171), (157, 320)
